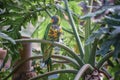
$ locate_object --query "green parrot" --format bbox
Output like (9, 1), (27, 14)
(41, 15), (62, 71)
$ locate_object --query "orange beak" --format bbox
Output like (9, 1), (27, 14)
(51, 19), (54, 23)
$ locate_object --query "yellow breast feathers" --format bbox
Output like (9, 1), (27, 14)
(48, 26), (62, 40)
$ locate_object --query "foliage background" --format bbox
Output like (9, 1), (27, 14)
(0, 0), (120, 80)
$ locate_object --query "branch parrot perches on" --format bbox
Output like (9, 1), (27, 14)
(41, 15), (62, 71)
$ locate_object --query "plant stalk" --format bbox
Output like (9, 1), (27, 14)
(3, 55), (80, 80)
(88, 39), (98, 66)
(74, 64), (93, 80)
(64, 0), (84, 58)
(62, 27), (84, 39)
(96, 51), (113, 69)
(14, 39), (84, 66)
(84, 0), (93, 63)
(29, 69), (78, 80)
(2, 39), (84, 65)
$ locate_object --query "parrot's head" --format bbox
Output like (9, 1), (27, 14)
(51, 15), (60, 25)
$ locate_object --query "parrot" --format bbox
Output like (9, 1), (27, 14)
(41, 15), (62, 71)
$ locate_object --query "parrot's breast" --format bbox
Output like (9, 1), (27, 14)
(48, 25), (62, 41)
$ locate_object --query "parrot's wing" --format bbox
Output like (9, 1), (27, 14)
(41, 23), (52, 54)
(43, 23), (52, 40)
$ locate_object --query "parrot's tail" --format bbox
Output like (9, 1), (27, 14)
(45, 57), (52, 72)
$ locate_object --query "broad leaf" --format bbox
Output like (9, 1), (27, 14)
(97, 40), (114, 55)
(69, 1), (82, 15)
(113, 40), (120, 58)
(104, 16), (120, 26)
(0, 31), (15, 44)
(86, 27), (109, 45)
(31, 13), (38, 26)
(110, 26), (120, 37)
(80, 8), (106, 19)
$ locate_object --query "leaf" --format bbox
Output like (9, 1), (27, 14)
(110, 26), (120, 37)
(104, 16), (120, 26)
(80, 8), (106, 19)
(34, 18), (50, 38)
(97, 40), (114, 56)
(86, 27), (109, 45)
(113, 40), (120, 58)
(61, 19), (71, 30)
(0, 17), (24, 27)
(5, 3), (24, 11)
(69, 1), (82, 15)
(19, 28), (32, 37)
(108, 5), (120, 12)
(0, 31), (15, 44)
(0, 19), (12, 26)
(31, 13), (38, 26)
(0, 12), (23, 18)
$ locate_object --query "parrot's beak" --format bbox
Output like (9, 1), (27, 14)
(51, 19), (54, 23)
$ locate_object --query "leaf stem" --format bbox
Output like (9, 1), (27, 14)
(88, 39), (98, 66)
(74, 64), (93, 80)
(62, 27), (84, 39)
(64, 0), (84, 58)
(84, 0), (93, 63)
(3, 55), (80, 80)
(29, 69), (78, 80)
(96, 51), (113, 69)
(14, 39), (84, 66)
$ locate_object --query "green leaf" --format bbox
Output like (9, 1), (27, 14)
(0, 19), (15, 27)
(111, 27), (120, 37)
(0, 12), (23, 18)
(69, 1), (82, 15)
(104, 16), (120, 26)
(35, 18), (50, 38)
(97, 40), (114, 56)
(86, 27), (109, 45)
(0, 31), (15, 44)
(80, 9), (106, 19)
(31, 13), (38, 26)
(5, 3), (24, 11)
(113, 40), (120, 58)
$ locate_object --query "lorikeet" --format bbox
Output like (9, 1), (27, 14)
(41, 15), (62, 71)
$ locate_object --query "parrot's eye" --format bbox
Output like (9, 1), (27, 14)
(51, 16), (59, 24)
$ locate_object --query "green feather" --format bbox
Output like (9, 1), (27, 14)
(41, 23), (52, 54)
(41, 23), (53, 71)
(43, 23), (52, 40)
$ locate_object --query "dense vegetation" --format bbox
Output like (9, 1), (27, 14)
(0, 0), (120, 80)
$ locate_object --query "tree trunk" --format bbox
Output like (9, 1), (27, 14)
(13, 37), (36, 80)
